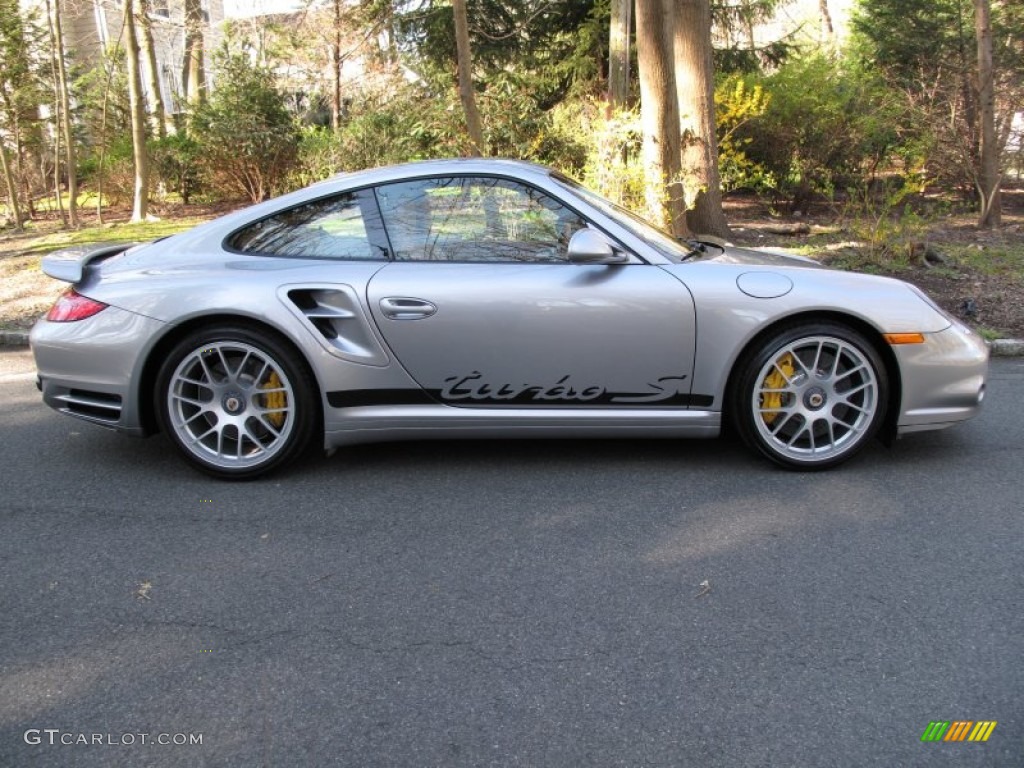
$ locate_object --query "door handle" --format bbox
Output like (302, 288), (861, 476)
(379, 297), (438, 320)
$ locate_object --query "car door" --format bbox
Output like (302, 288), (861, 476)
(366, 175), (700, 408)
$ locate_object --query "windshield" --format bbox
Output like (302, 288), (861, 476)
(551, 173), (699, 263)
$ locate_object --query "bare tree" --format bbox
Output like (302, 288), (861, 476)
(608, 0), (632, 110)
(137, 0), (166, 138)
(453, 0), (484, 155)
(46, 0), (78, 227)
(124, 0), (150, 221)
(675, 0), (730, 237)
(975, 0), (1001, 227)
(636, 0), (687, 236)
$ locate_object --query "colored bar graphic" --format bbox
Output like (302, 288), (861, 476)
(968, 722), (998, 742)
(921, 720), (996, 743)
(944, 721), (973, 741)
(921, 722), (949, 742)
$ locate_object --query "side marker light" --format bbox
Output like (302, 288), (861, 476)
(883, 333), (925, 345)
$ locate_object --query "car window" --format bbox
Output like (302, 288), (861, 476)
(374, 177), (589, 263)
(551, 173), (699, 263)
(228, 192), (381, 260)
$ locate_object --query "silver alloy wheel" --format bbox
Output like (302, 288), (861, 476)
(751, 335), (879, 463)
(166, 341), (296, 470)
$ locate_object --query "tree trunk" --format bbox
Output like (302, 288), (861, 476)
(819, 0), (834, 44)
(10, 115), (34, 219)
(741, 0), (755, 50)
(95, 40), (122, 224)
(183, 0), (205, 118)
(383, 1), (397, 63)
(452, 0), (484, 155)
(124, 0), (150, 222)
(956, 0), (978, 185)
(635, 0), (687, 236)
(608, 0), (632, 110)
(44, 0), (66, 226)
(51, 108), (65, 226)
(0, 137), (23, 229)
(974, 0), (1000, 227)
(48, 0), (78, 227)
(137, 0), (167, 139)
(674, 0), (729, 238)
(332, 0), (342, 131)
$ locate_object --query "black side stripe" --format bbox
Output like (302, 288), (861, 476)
(326, 389), (436, 408)
(327, 390), (714, 409)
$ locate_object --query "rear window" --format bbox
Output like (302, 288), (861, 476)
(227, 193), (380, 261)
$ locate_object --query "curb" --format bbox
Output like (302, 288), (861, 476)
(0, 331), (30, 347)
(990, 339), (1024, 357)
(2, 329), (1023, 355)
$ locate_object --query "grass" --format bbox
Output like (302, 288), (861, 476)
(2, 217), (208, 259)
(944, 243), (1024, 280)
(976, 326), (1004, 342)
(25, 190), (108, 212)
(765, 217), (1024, 279)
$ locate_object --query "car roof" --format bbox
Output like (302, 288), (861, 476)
(314, 157), (559, 190)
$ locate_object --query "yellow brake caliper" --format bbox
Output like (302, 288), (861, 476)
(760, 353), (795, 425)
(262, 371), (287, 428)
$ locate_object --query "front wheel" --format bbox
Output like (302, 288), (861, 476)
(156, 326), (317, 479)
(732, 323), (888, 470)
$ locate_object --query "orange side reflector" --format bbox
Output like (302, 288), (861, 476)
(884, 333), (926, 345)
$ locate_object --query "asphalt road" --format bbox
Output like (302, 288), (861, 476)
(0, 347), (1021, 768)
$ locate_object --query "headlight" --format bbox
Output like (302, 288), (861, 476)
(906, 283), (957, 324)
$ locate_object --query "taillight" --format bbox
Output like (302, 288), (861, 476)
(46, 288), (109, 322)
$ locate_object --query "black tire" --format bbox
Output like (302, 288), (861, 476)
(731, 322), (888, 470)
(155, 325), (318, 479)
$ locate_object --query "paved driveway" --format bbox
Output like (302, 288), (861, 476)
(1, 348), (1021, 767)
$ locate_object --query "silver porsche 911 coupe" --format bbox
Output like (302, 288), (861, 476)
(30, 159), (988, 478)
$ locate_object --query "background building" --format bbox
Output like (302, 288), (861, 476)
(25, 0), (225, 118)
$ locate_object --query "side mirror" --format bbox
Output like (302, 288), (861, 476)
(567, 229), (628, 264)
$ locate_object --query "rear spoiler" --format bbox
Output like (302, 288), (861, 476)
(41, 242), (137, 283)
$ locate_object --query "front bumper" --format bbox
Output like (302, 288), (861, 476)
(895, 321), (989, 434)
(30, 306), (166, 434)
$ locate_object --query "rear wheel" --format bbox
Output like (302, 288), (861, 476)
(156, 326), (317, 479)
(732, 322), (888, 469)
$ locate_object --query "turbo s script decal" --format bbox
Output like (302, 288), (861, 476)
(437, 372), (695, 407)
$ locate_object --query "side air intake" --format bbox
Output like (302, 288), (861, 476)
(284, 286), (389, 366)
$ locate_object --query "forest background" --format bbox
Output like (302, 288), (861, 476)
(1, 0), (1023, 337)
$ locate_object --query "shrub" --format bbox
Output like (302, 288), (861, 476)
(150, 134), (204, 204)
(191, 53), (299, 203)
(290, 84), (465, 186)
(79, 136), (135, 207)
(840, 175), (935, 264)
(721, 55), (906, 211)
(715, 74), (772, 193)
(570, 101), (647, 214)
